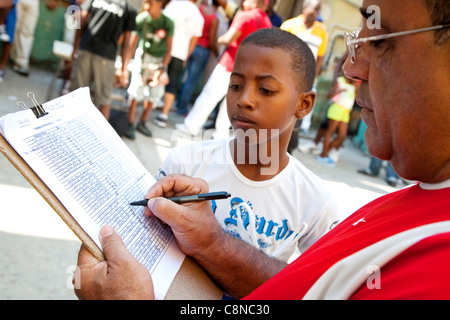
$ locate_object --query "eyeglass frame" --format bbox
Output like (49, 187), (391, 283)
(345, 24), (450, 63)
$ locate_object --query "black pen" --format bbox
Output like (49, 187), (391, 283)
(129, 191), (231, 206)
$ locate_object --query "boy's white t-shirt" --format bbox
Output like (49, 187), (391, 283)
(157, 139), (341, 262)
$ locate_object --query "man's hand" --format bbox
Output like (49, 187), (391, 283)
(144, 174), (286, 299)
(74, 225), (154, 300)
(144, 174), (226, 259)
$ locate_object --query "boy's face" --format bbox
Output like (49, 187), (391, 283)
(227, 44), (314, 145)
(147, 0), (163, 14)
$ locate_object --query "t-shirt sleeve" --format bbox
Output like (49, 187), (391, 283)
(134, 11), (145, 35)
(123, 5), (137, 32)
(316, 25), (328, 58)
(155, 147), (184, 181)
(280, 18), (293, 33)
(166, 16), (175, 37)
(350, 232), (450, 299)
(296, 193), (341, 254)
(229, 10), (250, 33)
(193, 14), (204, 37)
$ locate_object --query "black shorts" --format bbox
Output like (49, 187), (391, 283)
(166, 57), (184, 95)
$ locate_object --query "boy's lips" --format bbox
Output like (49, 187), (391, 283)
(232, 115), (256, 128)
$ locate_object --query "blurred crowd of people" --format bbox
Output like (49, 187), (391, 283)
(0, 0), (399, 186)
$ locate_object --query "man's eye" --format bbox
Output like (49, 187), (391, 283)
(229, 84), (242, 90)
(370, 39), (385, 47)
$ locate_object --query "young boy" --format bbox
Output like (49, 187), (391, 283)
(157, 28), (341, 262)
(125, 0), (173, 139)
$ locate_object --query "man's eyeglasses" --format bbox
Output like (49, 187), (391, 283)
(345, 24), (450, 63)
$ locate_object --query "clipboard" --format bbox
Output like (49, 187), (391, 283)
(0, 91), (223, 300)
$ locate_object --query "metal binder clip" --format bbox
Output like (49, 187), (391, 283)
(27, 92), (48, 118)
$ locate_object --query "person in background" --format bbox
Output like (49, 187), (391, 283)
(281, 0), (328, 150)
(11, 0), (39, 76)
(174, 0), (219, 116)
(316, 75), (357, 167)
(153, 0), (204, 128)
(69, 0), (137, 120)
(266, 0), (281, 28)
(125, 0), (173, 139)
(0, 0), (16, 82)
(358, 156), (402, 187)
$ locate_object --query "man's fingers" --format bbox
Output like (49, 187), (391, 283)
(99, 225), (130, 263)
(146, 197), (182, 227)
(77, 243), (101, 266)
(146, 174), (209, 200)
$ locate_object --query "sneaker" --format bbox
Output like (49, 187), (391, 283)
(317, 156), (336, 167)
(298, 140), (319, 154)
(124, 123), (135, 140)
(174, 123), (198, 135)
(329, 148), (340, 162)
(386, 177), (399, 187)
(0, 25), (10, 42)
(137, 121), (152, 137)
(357, 168), (377, 176)
(12, 64), (29, 76)
(154, 114), (168, 128)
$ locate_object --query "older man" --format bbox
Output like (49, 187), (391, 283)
(75, 0), (450, 300)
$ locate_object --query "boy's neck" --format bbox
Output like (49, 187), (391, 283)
(229, 138), (290, 181)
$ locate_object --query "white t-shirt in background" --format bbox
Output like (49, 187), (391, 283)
(163, 0), (204, 61)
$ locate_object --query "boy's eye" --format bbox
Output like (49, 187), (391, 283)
(260, 87), (274, 95)
(229, 83), (242, 91)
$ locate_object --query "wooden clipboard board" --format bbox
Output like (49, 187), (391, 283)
(0, 134), (223, 300)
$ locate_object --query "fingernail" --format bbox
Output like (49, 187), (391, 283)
(100, 225), (114, 240)
(147, 198), (155, 209)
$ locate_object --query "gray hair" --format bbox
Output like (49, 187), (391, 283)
(422, 0), (450, 44)
(302, 0), (321, 9)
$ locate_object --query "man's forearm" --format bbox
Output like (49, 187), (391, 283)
(193, 230), (286, 299)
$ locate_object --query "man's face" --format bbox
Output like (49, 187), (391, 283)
(303, 3), (321, 24)
(242, 0), (257, 10)
(344, 0), (450, 183)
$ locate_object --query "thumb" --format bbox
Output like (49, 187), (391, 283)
(99, 225), (130, 262)
(147, 197), (180, 227)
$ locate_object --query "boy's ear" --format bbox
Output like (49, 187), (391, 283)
(295, 91), (316, 119)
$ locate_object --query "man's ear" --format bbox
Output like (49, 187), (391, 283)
(295, 91), (316, 119)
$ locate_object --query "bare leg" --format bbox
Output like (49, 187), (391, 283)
(320, 119), (339, 158)
(128, 99), (138, 123)
(161, 92), (175, 117)
(141, 99), (153, 122)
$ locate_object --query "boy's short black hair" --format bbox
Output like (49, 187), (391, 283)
(240, 28), (316, 91)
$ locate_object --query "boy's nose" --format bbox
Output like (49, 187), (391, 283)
(237, 88), (256, 110)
